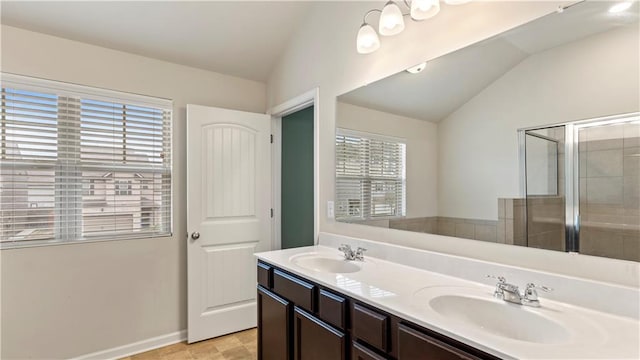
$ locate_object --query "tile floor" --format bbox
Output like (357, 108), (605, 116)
(121, 328), (257, 360)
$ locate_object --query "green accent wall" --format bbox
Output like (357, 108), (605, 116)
(281, 106), (314, 249)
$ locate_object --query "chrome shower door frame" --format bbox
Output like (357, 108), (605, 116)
(519, 112), (640, 254)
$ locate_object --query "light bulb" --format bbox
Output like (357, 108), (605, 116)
(379, 1), (405, 36)
(357, 23), (381, 54)
(444, 0), (471, 4)
(609, 2), (633, 13)
(411, 0), (440, 20)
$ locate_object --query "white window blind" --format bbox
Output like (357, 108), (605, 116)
(335, 128), (406, 220)
(1, 74), (172, 247)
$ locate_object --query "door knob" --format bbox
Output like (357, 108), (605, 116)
(191, 232), (200, 240)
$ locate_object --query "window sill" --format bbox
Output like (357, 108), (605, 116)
(0, 233), (173, 250)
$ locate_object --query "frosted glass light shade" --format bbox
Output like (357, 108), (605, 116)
(444, 0), (471, 4)
(356, 24), (381, 54)
(379, 1), (405, 36)
(411, 0), (440, 20)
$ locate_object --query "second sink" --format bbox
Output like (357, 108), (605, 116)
(291, 253), (363, 273)
(412, 285), (603, 346)
(429, 294), (570, 344)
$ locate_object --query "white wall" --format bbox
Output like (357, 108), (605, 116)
(437, 25), (640, 220)
(0, 25), (266, 359)
(336, 102), (438, 218)
(267, 1), (639, 287)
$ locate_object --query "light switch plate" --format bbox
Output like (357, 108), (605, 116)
(327, 200), (334, 219)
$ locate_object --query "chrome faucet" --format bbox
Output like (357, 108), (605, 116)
(338, 244), (367, 261)
(487, 275), (552, 307)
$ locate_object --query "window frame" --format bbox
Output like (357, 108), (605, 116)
(335, 128), (407, 221)
(0, 73), (173, 249)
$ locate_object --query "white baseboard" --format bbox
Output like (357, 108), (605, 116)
(71, 329), (187, 360)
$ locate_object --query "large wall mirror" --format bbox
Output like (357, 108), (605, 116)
(335, 1), (639, 262)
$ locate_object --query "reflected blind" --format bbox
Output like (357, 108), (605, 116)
(335, 128), (406, 220)
(1, 74), (172, 247)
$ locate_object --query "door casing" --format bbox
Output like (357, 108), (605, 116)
(269, 88), (320, 250)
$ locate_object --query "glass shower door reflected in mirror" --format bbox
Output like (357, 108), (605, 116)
(524, 126), (566, 252)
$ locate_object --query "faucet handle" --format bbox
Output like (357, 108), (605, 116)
(487, 275), (507, 299)
(338, 244), (353, 259)
(486, 275), (506, 283)
(523, 283), (552, 307)
(526, 283), (553, 292)
(355, 247), (367, 260)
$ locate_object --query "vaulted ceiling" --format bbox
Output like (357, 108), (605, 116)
(1, 1), (314, 82)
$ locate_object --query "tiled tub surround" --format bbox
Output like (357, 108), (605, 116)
(351, 217), (500, 242)
(256, 233), (639, 359)
(578, 122), (640, 261)
(497, 197), (566, 251)
(348, 197), (563, 247)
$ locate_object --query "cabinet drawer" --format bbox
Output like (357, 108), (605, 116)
(319, 289), (347, 330)
(257, 262), (272, 289)
(398, 323), (479, 360)
(353, 341), (388, 360)
(273, 269), (316, 312)
(352, 303), (389, 352)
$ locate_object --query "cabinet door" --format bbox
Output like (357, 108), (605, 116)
(398, 324), (478, 360)
(353, 341), (388, 360)
(258, 286), (291, 360)
(294, 307), (347, 360)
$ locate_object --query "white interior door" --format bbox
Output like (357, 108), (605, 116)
(187, 104), (271, 343)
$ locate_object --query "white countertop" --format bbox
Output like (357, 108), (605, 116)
(256, 245), (640, 360)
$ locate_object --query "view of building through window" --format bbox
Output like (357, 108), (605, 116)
(1, 82), (172, 245)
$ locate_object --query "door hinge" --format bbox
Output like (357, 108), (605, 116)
(270, 134), (273, 143)
(270, 208), (274, 218)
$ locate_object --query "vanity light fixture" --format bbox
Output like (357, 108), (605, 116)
(410, 0), (440, 21)
(357, 22), (381, 54)
(609, 1), (633, 13)
(379, 1), (406, 36)
(406, 62), (427, 73)
(356, 0), (471, 54)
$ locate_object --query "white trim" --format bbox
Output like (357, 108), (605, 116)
(268, 89), (316, 118)
(1, 72), (172, 109)
(272, 117), (283, 250)
(269, 88), (320, 247)
(70, 330), (187, 360)
(336, 127), (407, 144)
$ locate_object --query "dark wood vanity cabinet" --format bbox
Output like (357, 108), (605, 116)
(353, 341), (388, 360)
(257, 286), (291, 360)
(398, 323), (480, 360)
(294, 307), (348, 360)
(257, 261), (499, 360)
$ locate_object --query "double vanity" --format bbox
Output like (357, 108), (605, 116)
(255, 234), (639, 359)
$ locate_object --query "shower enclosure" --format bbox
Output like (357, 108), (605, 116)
(519, 113), (639, 261)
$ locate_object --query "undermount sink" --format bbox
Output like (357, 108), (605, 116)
(429, 294), (570, 344)
(290, 253), (364, 273)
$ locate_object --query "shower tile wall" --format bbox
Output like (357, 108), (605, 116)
(497, 198), (527, 246)
(579, 122), (640, 261)
(364, 216), (501, 243)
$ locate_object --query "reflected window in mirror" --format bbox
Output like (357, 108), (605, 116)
(335, 128), (406, 221)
